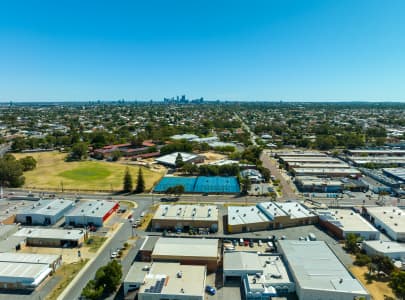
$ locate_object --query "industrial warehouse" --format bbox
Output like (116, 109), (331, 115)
(362, 240), (405, 261)
(276, 151), (361, 177)
(151, 204), (218, 233)
(278, 240), (370, 300)
(151, 238), (219, 272)
(14, 227), (86, 247)
(0, 252), (62, 290)
(64, 200), (119, 227)
(364, 206), (405, 241)
(318, 209), (380, 240)
(227, 201), (318, 233)
(123, 261), (207, 300)
(15, 199), (74, 225)
(223, 252), (294, 299)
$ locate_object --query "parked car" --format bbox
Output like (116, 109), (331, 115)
(239, 238), (244, 246)
(110, 251), (119, 259)
(232, 240), (237, 247)
(205, 285), (216, 295)
(249, 240), (254, 248)
(258, 240), (263, 246)
(244, 240), (249, 247)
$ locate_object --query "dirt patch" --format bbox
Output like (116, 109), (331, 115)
(349, 265), (396, 300)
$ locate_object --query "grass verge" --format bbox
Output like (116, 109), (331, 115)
(85, 236), (107, 253)
(46, 259), (89, 300)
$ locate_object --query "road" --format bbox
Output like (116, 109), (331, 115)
(260, 151), (297, 200)
(234, 113), (257, 146)
(3, 188), (267, 204)
(60, 200), (151, 300)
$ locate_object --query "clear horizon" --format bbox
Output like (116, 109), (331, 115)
(1, 0), (405, 101)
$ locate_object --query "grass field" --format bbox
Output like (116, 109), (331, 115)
(13, 151), (164, 192)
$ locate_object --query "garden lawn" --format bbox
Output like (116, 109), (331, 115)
(13, 151), (164, 192)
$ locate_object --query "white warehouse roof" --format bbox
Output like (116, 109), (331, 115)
(278, 240), (369, 298)
(153, 204), (218, 222)
(366, 206), (405, 236)
(14, 227), (85, 241)
(317, 209), (380, 237)
(227, 206), (269, 226)
(65, 200), (118, 218)
(17, 199), (73, 217)
(155, 152), (200, 166)
(152, 237), (218, 259)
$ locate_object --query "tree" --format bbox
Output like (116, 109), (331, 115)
(81, 279), (103, 300)
(19, 156), (37, 171)
(95, 260), (122, 294)
(344, 233), (361, 254)
(135, 168), (145, 193)
(240, 176), (251, 195)
(371, 255), (394, 276)
(0, 156), (25, 187)
(390, 271), (405, 300)
(110, 150), (122, 162)
(175, 153), (184, 168)
(81, 260), (122, 299)
(123, 167), (133, 192)
(70, 142), (88, 160)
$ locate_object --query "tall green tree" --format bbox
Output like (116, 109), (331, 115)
(19, 156), (37, 171)
(123, 167), (133, 192)
(390, 271), (405, 299)
(0, 156), (25, 187)
(344, 233), (361, 254)
(135, 168), (145, 193)
(175, 153), (184, 168)
(70, 142), (88, 160)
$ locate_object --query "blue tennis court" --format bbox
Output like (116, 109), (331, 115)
(194, 176), (240, 193)
(153, 177), (197, 193)
(153, 176), (240, 193)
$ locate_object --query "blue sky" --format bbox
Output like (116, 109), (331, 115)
(0, 0), (404, 101)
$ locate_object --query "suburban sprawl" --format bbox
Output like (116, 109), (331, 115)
(1, 100), (405, 300)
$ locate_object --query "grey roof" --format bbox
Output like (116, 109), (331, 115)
(223, 251), (262, 272)
(65, 200), (118, 218)
(140, 236), (159, 252)
(14, 227), (85, 241)
(125, 262), (152, 284)
(0, 252), (60, 265)
(0, 224), (18, 239)
(152, 237), (218, 259)
(0, 261), (51, 283)
(278, 240), (368, 295)
(17, 199), (73, 216)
